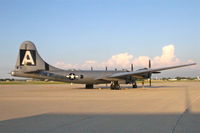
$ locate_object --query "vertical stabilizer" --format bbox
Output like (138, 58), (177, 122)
(15, 41), (50, 72)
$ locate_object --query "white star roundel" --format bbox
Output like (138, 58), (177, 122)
(66, 73), (78, 80)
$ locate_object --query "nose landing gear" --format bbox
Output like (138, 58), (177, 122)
(110, 81), (120, 90)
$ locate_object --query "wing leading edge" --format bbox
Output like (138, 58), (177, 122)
(99, 63), (196, 80)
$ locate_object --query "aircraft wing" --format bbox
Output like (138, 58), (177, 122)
(98, 63), (196, 81)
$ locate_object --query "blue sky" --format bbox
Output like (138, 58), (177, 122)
(0, 0), (199, 78)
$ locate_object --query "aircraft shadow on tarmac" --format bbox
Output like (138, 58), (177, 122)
(0, 112), (199, 133)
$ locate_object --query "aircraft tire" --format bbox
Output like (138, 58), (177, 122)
(110, 81), (120, 90)
(85, 84), (94, 89)
(132, 84), (137, 88)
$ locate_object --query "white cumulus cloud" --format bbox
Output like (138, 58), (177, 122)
(104, 53), (133, 68)
(152, 45), (181, 67)
(55, 44), (197, 70)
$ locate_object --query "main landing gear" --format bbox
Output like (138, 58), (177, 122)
(132, 82), (138, 88)
(110, 81), (120, 90)
(86, 81), (137, 90)
(85, 84), (94, 89)
(110, 81), (138, 90)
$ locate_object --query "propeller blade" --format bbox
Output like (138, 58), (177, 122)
(105, 66), (108, 87)
(149, 77), (152, 87)
(131, 64), (134, 71)
(149, 60), (151, 69)
(149, 60), (152, 87)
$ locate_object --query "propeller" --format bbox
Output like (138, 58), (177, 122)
(148, 60), (152, 87)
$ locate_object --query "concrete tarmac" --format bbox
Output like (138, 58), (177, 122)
(0, 81), (200, 133)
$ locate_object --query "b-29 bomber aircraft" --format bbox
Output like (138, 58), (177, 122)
(11, 41), (196, 89)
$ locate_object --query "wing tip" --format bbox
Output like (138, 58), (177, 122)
(187, 63), (197, 66)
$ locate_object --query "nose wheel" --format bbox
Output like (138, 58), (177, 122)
(110, 81), (120, 90)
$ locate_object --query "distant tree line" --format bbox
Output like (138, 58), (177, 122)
(162, 77), (197, 80)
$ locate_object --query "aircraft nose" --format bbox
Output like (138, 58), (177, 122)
(11, 71), (16, 76)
